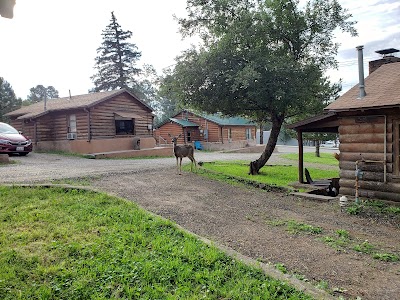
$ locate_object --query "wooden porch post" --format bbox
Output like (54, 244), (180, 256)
(298, 130), (304, 183)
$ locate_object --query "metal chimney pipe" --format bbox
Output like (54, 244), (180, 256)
(44, 93), (47, 111)
(356, 45), (366, 99)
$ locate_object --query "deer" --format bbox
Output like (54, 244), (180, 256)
(168, 133), (196, 175)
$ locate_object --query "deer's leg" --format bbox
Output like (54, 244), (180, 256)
(179, 157), (183, 175)
(189, 156), (196, 172)
(176, 157), (179, 174)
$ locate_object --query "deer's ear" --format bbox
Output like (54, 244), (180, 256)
(178, 133), (182, 138)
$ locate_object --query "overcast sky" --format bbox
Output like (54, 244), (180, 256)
(0, 0), (399, 99)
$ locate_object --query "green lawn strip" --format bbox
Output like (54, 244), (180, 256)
(50, 177), (95, 186)
(0, 162), (18, 166)
(281, 153), (338, 166)
(189, 161), (338, 188)
(0, 186), (312, 300)
(34, 150), (88, 158)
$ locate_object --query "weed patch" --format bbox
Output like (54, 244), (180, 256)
(353, 241), (375, 254)
(267, 219), (322, 235)
(320, 230), (399, 262)
(320, 230), (350, 251)
(345, 201), (400, 228)
(373, 253), (399, 262)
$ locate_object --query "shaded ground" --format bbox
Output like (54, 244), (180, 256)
(91, 167), (399, 300)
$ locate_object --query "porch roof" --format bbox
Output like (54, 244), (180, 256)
(287, 112), (339, 133)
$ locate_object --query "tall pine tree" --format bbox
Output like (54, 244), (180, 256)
(91, 12), (141, 92)
(0, 77), (22, 122)
(26, 85), (59, 104)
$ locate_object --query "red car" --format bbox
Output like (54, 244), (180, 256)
(0, 122), (32, 156)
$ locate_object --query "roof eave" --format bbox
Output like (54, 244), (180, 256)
(287, 112), (339, 131)
(325, 103), (400, 113)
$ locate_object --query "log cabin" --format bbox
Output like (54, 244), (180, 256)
(289, 47), (400, 202)
(155, 110), (256, 147)
(5, 89), (156, 154)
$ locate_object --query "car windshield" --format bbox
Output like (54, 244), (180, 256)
(0, 123), (19, 134)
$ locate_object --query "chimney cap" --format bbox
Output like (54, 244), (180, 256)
(375, 48), (399, 56)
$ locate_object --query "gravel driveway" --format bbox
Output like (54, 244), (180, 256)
(0, 146), (335, 183)
(1, 148), (399, 300)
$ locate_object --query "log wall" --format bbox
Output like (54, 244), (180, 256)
(338, 114), (400, 202)
(174, 111), (221, 142)
(90, 94), (153, 139)
(221, 126), (255, 142)
(155, 122), (184, 144)
(9, 93), (154, 147)
(173, 111), (256, 143)
(9, 120), (35, 140)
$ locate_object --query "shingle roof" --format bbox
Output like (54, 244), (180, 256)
(200, 113), (255, 126)
(176, 110), (255, 126)
(325, 62), (400, 111)
(169, 118), (199, 127)
(155, 110), (255, 129)
(6, 89), (153, 120)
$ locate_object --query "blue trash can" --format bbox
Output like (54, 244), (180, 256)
(194, 141), (203, 150)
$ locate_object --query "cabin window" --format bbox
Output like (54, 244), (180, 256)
(228, 128), (232, 140)
(115, 120), (134, 135)
(68, 114), (77, 133)
(246, 128), (252, 140)
(186, 131), (192, 142)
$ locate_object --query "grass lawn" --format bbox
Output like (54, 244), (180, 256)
(0, 186), (312, 300)
(281, 152), (339, 166)
(193, 161), (338, 188)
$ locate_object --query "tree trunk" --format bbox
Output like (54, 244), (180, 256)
(315, 140), (320, 157)
(259, 124), (264, 144)
(249, 114), (284, 175)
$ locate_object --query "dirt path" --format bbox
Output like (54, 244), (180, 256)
(92, 167), (400, 300)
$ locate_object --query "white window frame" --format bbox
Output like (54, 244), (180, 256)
(69, 114), (77, 133)
(246, 128), (252, 140)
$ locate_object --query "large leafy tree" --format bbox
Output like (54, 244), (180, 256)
(158, 69), (186, 122)
(26, 85), (59, 104)
(285, 79), (342, 157)
(163, 0), (357, 174)
(132, 64), (164, 115)
(0, 77), (22, 122)
(91, 12), (141, 92)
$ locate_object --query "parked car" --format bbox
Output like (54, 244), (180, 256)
(321, 140), (338, 148)
(0, 122), (32, 156)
